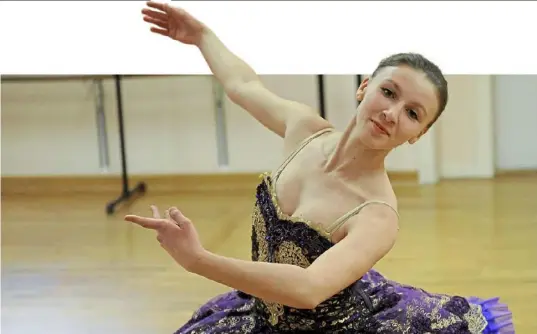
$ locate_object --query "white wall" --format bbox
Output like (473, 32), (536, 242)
(493, 75), (537, 171)
(2, 76), (220, 176)
(437, 75), (495, 178)
(3, 74), (529, 179)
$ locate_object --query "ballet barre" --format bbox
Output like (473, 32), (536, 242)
(2, 74), (231, 214)
(1, 75), (151, 214)
(2, 74), (353, 213)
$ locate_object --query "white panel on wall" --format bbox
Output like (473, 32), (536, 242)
(323, 75), (357, 131)
(414, 126), (439, 184)
(493, 75), (537, 171)
(1, 76), (220, 176)
(438, 75), (495, 178)
(1, 80), (101, 176)
(111, 75), (219, 175)
(385, 144), (417, 172)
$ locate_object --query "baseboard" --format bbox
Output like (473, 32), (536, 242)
(1, 171), (419, 197)
(1, 173), (263, 196)
(495, 169), (537, 179)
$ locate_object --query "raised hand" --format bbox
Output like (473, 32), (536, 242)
(125, 205), (206, 271)
(141, 1), (206, 45)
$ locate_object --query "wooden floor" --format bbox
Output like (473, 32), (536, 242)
(2, 175), (537, 333)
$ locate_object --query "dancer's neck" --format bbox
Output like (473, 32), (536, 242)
(323, 118), (389, 178)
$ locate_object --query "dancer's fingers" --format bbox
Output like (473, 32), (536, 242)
(141, 8), (168, 21)
(151, 205), (161, 219)
(124, 215), (166, 230)
(143, 16), (168, 29)
(169, 207), (192, 229)
(150, 27), (170, 37)
(146, 1), (166, 12)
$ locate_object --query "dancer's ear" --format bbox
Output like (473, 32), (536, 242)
(356, 77), (369, 102)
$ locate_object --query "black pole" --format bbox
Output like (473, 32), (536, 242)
(317, 75), (326, 119)
(105, 75), (147, 215)
(356, 75), (363, 107)
(116, 75), (129, 194)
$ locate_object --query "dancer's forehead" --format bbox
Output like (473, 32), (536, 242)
(373, 66), (440, 119)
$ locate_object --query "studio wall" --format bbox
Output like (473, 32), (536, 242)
(2, 74), (534, 179)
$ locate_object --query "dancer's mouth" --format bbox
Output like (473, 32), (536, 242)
(371, 119), (389, 136)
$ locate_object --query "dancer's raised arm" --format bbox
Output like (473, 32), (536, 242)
(142, 1), (331, 142)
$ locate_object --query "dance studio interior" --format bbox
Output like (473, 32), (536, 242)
(2, 74), (536, 333)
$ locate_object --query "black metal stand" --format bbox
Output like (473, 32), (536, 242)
(316, 75), (326, 119)
(356, 75), (363, 107)
(356, 75), (363, 87)
(106, 75), (147, 215)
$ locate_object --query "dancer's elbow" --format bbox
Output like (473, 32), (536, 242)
(285, 295), (320, 310)
(288, 283), (325, 310)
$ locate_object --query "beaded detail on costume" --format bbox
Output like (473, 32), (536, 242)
(248, 175), (490, 333)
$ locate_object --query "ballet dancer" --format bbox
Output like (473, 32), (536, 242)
(125, 2), (515, 333)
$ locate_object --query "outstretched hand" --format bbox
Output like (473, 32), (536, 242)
(125, 205), (206, 271)
(142, 1), (207, 45)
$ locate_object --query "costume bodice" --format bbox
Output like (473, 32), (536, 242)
(250, 173), (414, 332)
(248, 128), (402, 331)
(247, 129), (488, 333)
(249, 173), (488, 333)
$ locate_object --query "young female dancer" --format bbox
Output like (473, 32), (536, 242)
(125, 2), (514, 333)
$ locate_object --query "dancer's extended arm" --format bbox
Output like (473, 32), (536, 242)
(191, 205), (398, 309)
(197, 29), (330, 142)
(142, 1), (330, 151)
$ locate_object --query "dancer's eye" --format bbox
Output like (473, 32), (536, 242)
(407, 109), (419, 120)
(381, 88), (394, 98)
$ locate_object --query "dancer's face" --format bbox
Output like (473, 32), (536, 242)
(354, 66), (441, 150)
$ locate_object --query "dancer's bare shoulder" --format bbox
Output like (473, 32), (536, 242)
(330, 173), (398, 240)
(363, 172), (399, 214)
